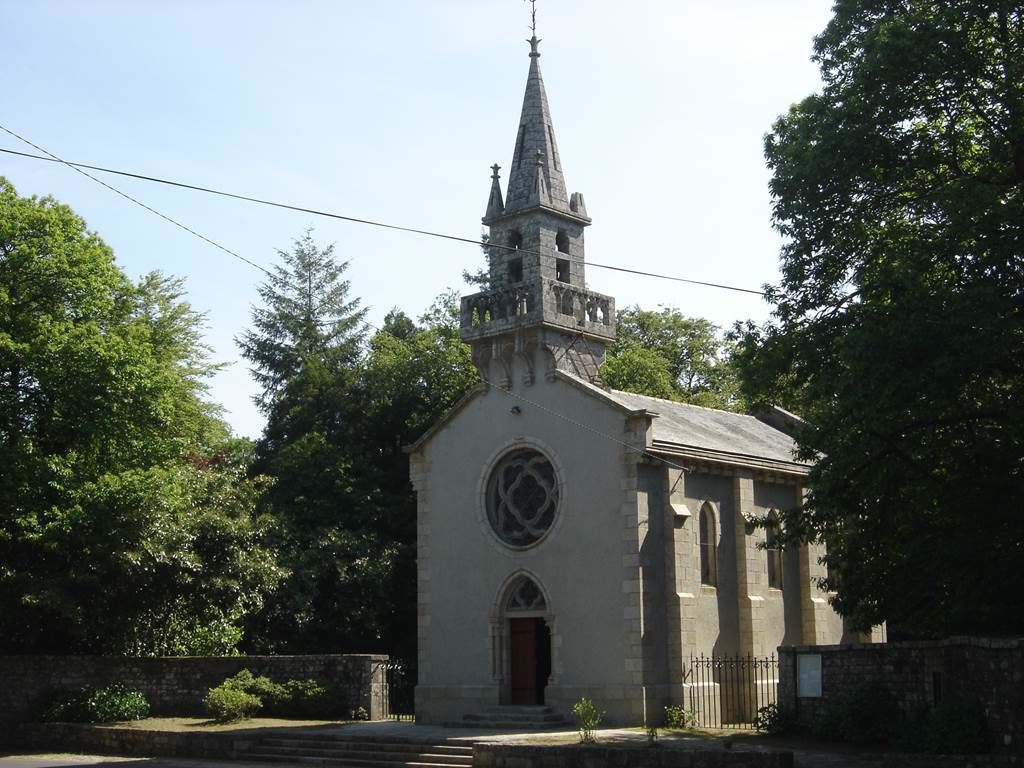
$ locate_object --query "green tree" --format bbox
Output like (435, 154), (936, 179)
(238, 231), (381, 653)
(351, 291), (476, 661)
(0, 178), (281, 653)
(602, 306), (744, 410)
(734, 1), (1024, 635)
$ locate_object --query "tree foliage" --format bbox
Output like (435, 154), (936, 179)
(733, 1), (1024, 635)
(238, 231), (476, 659)
(602, 306), (744, 410)
(0, 178), (281, 653)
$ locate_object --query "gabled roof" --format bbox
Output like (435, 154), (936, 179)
(407, 373), (810, 475)
(558, 373), (810, 474)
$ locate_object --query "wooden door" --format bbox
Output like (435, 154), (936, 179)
(509, 617), (537, 705)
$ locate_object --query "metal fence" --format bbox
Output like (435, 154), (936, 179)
(380, 661), (415, 721)
(682, 654), (778, 729)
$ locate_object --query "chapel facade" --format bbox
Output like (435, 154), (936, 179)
(408, 35), (880, 727)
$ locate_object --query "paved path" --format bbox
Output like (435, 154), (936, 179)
(4, 720), (892, 768)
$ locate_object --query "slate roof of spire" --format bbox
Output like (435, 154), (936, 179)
(502, 36), (572, 216)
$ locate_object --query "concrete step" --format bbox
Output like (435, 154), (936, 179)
(252, 746), (472, 765)
(259, 739), (473, 756)
(460, 712), (565, 723)
(245, 756), (470, 768)
(443, 719), (572, 730)
(481, 705), (553, 714)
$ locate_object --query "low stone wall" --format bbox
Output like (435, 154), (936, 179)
(0, 653), (388, 732)
(14, 722), (255, 760)
(778, 637), (1024, 754)
(474, 743), (793, 768)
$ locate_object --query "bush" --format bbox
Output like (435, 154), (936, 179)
(203, 670), (335, 720)
(753, 702), (796, 736)
(265, 679), (329, 718)
(203, 685), (261, 722)
(572, 697), (603, 744)
(43, 685), (150, 723)
(664, 704), (697, 730)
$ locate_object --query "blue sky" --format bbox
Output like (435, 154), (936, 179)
(2, 1), (833, 437)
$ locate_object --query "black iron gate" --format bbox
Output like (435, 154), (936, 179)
(682, 654), (778, 729)
(380, 660), (415, 721)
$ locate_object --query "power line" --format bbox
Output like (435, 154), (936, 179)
(0, 127), (698, 471)
(0, 128), (281, 283)
(0, 143), (767, 297)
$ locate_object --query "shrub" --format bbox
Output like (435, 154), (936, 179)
(204, 670), (335, 720)
(664, 704), (697, 730)
(203, 685), (261, 722)
(265, 679), (329, 718)
(572, 697), (603, 744)
(43, 685), (150, 723)
(753, 702), (796, 736)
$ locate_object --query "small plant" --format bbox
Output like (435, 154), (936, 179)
(753, 702), (796, 736)
(572, 697), (603, 744)
(43, 685), (150, 723)
(646, 724), (658, 745)
(663, 704), (697, 730)
(350, 706), (370, 721)
(203, 685), (261, 722)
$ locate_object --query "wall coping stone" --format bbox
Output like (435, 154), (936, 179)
(781, 636), (1024, 654)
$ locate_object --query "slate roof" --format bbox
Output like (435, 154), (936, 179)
(556, 373), (809, 471)
(603, 388), (806, 466)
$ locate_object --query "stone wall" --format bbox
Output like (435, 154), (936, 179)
(0, 654), (388, 728)
(15, 722), (255, 760)
(778, 638), (1024, 754)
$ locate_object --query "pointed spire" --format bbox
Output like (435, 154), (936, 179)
(485, 163), (505, 219)
(503, 35), (572, 215)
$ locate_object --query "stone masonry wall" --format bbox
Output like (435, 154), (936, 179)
(0, 654), (388, 728)
(778, 638), (1024, 754)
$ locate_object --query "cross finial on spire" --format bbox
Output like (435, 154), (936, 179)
(491, 163), (501, 180)
(526, 0), (541, 58)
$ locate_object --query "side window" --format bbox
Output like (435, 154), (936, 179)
(699, 503), (717, 587)
(766, 511), (783, 589)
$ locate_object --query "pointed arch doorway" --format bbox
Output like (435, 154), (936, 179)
(497, 574), (553, 705)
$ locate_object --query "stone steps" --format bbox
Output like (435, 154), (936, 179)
(445, 704), (573, 730)
(237, 736), (474, 768)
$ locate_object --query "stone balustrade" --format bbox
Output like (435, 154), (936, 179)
(461, 279), (615, 341)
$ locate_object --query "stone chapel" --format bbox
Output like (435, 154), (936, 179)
(408, 35), (881, 727)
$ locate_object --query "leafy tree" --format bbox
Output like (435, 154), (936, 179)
(602, 306), (744, 410)
(733, 1), (1024, 635)
(351, 291), (476, 660)
(0, 178), (281, 653)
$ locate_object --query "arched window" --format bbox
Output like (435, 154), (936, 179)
(505, 575), (547, 612)
(508, 230), (523, 250)
(699, 503), (717, 586)
(766, 512), (783, 589)
(555, 229), (570, 254)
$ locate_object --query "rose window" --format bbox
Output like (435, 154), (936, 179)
(486, 448), (559, 547)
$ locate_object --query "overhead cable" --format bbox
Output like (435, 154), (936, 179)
(0, 143), (766, 297)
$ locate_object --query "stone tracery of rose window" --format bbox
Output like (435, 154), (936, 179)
(486, 448), (559, 547)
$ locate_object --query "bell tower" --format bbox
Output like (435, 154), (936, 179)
(460, 32), (616, 388)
